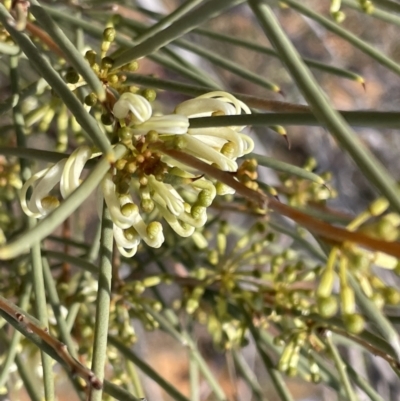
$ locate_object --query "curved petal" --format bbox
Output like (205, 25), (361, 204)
(147, 175), (185, 216)
(175, 98), (236, 118)
(28, 159), (67, 217)
(60, 145), (92, 198)
(20, 168), (50, 218)
(180, 134), (238, 171)
(157, 203), (195, 237)
(113, 93), (152, 123)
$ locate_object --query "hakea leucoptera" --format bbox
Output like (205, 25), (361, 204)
(20, 91), (254, 256)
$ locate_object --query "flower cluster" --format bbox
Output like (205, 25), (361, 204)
(20, 91), (254, 257)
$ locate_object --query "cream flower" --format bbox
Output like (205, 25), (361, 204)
(20, 159), (67, 218)
(131, 114), (189, 136)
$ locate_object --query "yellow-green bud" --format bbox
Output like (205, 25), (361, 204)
(103, 27), (116, 43)
(173, 135), (187, 149)
(101, 56), (114, 70)
(316, 268), (335, 298)
(332, 10), (346, 23)
(208, 249), (219, 265)
(317, 295), (338, 318)
(85, 50), (97, 66)
(121, 203), (138, 217)
(108, 74), (119, 84)
(123, 61), (139, 72)
(65, 69), (80, 84)
(197, 189), (213, 207)
(343, 313), (365, 334)
(124, 227), (138, 241)
(341, 286), (355, 315)
(221, 142), (235, 158)
(118, 127), (132, 141)
(41, 196), (60, 211)
(146, 130), (159, 143)
(141, 198), (155, 213)
(142, 89), (157, 102)
(191, 204), (205, 219)
(132, 281), (145, 295)
(101, 113), (114, 126)
(147, 221), (162, 239)
(186, 298), (199, 314)
(383, 287), (400, 305)
(370, 292), (385, 309)
(368, 197), (389, 216)
(84, 93), (98, 107)
(142, 276), (162, 287)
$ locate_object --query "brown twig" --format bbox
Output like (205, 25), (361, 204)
(155, 144), (400, 258)
(0, 295), (102, 390)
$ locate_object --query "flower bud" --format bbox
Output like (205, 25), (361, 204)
(103, 27), (116, 42)
(142, 276), (162, 287)
(316, 268), (335, 298)
(121, 203), (138, 217)
(84, 92), (98, 107)
(368, 197), (389, 216)
(85, 50), (97, 65)
(341, 286), (355, 315)
(142, 89), (157, 102)
(383, 287), (400, 305)
(343, 313), (365, 334)
(317, 296), (338, 318)
(141, 198), (155, 213)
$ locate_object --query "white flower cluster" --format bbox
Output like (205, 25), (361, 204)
(20, 91), (254, 257)
(113, 91), (254, 171)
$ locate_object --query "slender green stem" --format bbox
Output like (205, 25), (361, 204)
(0, 280), (32, 388)
(112, 0), (245, 68)
(324, 333), (359, 401)
(126, 361), (145, 399)
(189, 350), (200, 401)
(183, 332), (228, 401)
(30, 222), (55, 401)
(108, 335), (191, 401)
(29, 1), (105, 100)
(134, 0), (204, 43)
(283, 0), (400, 77)
(43, 250), (98, 275)
(365, 0), (400, 13)
(232, 349), (268, 401)
(140, 305), (227, 401)
(0, 4), (113, 159)
(243, 312), (294, 401)
(248, 153), (325, 184)
(121, 18), (280, 93)
(342, 0), (400, 26)
(102, 381), (142, 401)
(0, 78), (48, 116)
(0, 144), (127, 260)
(42, 257), (78, 358)
(12, 47), (55, 400)
(248, 0), (400, 213)
(194, 27), (363, 82)
(186, 112), (400, 129)
(0, 330), (42, 401)
(346, 364), (385, 401)
(348, 273), (400, 361)
(90, 205), (113, 401)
